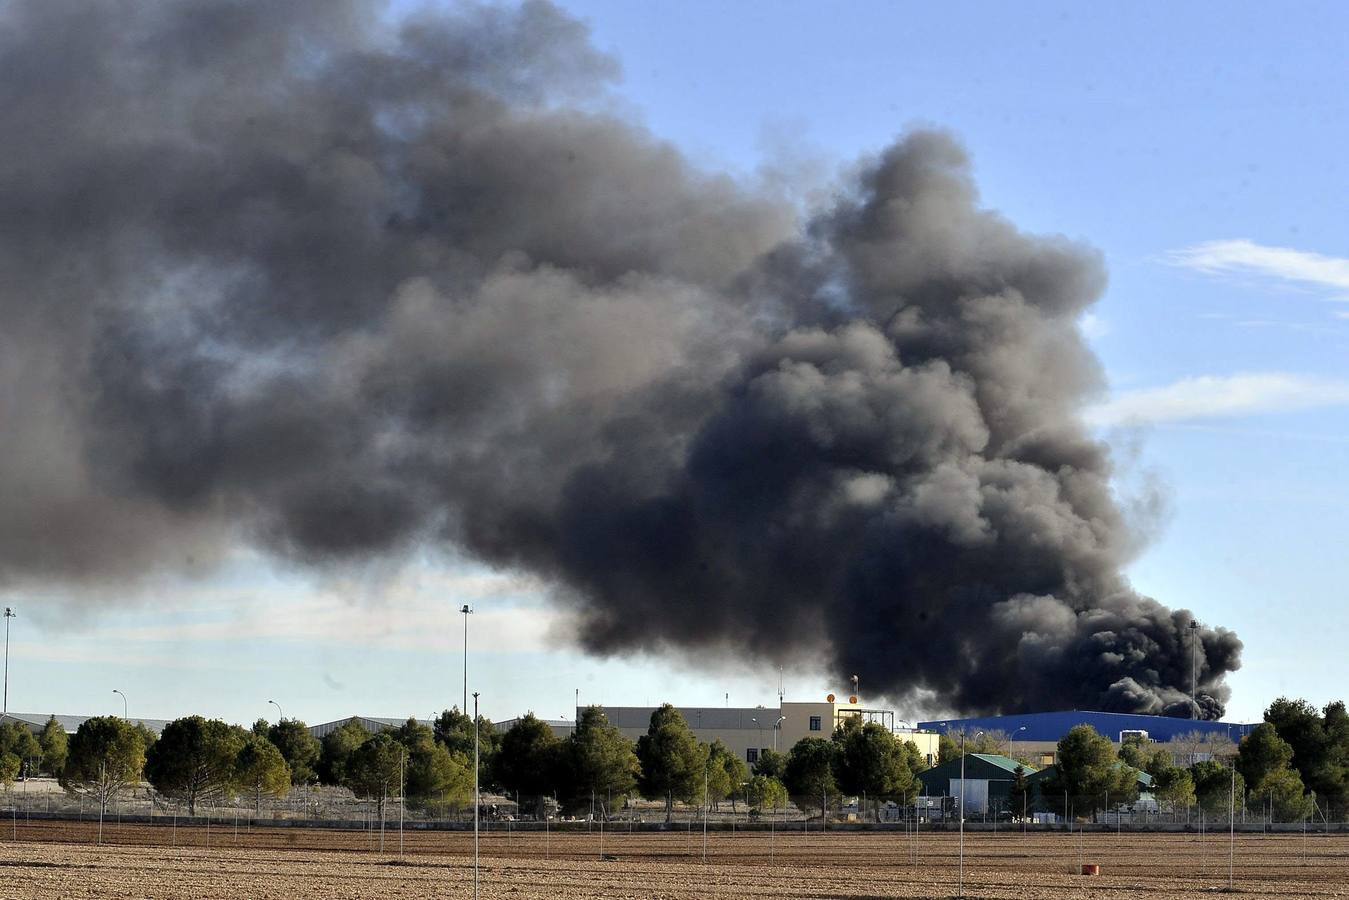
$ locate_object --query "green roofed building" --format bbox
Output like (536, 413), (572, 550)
(916, 754), (1038, 815)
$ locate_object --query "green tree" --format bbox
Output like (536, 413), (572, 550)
(267, 719), (321, 786)
(432, 707), (473, 753)
(1041, 725), (1139, 817)
(495, 714), (562, 817)
(434, 707), (501, 787)
(38, 717), (68, 776)
(1008, 765), (1031, 820)
(1264, 698), (1336, 798)
(834, 721), (915, 818)
(783, 737), (839, 816)
(235, 735), (291, 814)
(1153, 767), (1196, 815)
(60, 716), (147, 815)
(747, 774), (788, 814)
(564, 706), (639, 818)
(938, 733), (960, 765)
(318, 719), (370, 785)
(752, 748), (786, 780)
(896, 739), (929, 778)
(396, 718), (472, 810)
(1237, 723), (1295, 792)
(0, 721), (42, 777)
(1322, 701), (1349, 802)
(703, 740), (737, 811)
(1256, 765), (1314, 823)
(145, 716), (247, 815)
(344, 732), (407, 820)
(635, 704), (704, 822)
(0, 752), (19, 786)
(251, 718), (270, 738)
(1118, 735), (1151, 771)
(1143, 745), (1174, 781)
(720, 742), (750, 813)
(946, 727), (1007, 756)
(1190, 760), (1245, 818)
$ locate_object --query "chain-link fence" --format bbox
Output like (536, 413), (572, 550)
(6, 775), (1346, 836)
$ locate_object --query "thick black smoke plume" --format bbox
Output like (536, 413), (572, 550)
(0, 0), (1240, 717)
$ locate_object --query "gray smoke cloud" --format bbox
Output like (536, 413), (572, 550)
(0, 0), (1240, 717)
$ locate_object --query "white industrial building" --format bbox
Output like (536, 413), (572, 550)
(591, 696), (939, 765)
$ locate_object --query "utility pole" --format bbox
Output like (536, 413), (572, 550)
(461, 605), (473, 714)
(1189, 619), (1200, 701)
(473, 691), (480, 900)
(2, 607), (14, 717)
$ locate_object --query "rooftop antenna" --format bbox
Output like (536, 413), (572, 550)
(777, 667), (784, 704)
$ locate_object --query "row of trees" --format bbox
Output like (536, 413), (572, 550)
(1012, 704), (1325, 823)
(484, 705), (928, 822)
(34, 694), (1347, 825)
(47, 713), (476, 818)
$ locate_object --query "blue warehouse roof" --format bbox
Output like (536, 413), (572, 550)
(917, 710), (1257, 744)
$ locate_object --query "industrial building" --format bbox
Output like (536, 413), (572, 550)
(916, 753), (1034, 814)
(594, 696), (940, 766)
(0, 711), (170, 736)
(495, 717), (573, 738)
(919, 710), (1256, 767)
(305, 716), (410, 740)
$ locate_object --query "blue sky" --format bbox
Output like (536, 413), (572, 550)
(11, 1), (1348, 727)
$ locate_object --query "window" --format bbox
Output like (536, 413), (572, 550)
(809, 716), (822, 731)
(746, 748), (758, 763)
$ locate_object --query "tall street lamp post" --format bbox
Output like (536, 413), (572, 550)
(113, 689), (128, 720)
(269, 699), (283, 723)
(2, 607), (14, 717)
(473, 691), (480, 900)
(959, 729), (985, 898)
(1006, 724), (1027, 759)
(461, 605), (473, 714)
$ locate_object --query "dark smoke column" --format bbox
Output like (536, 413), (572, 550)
(555, 134), (1241, 719)
(0, 0), (1239, 717)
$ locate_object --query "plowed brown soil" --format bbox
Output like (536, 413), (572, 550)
(0, 819), (1342, 898)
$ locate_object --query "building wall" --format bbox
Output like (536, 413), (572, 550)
(918, 710), (1256, 744)
(596, 706), (792, 765)
(590, 700), (940, 767)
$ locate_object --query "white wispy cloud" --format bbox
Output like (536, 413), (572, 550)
(1167, 239), (1349, 299)
(1087, 373), (1349, 426)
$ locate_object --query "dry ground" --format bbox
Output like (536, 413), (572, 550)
(0, 819), (1343, 898)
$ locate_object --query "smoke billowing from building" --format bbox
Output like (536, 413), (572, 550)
(0, 0), (1240, 717)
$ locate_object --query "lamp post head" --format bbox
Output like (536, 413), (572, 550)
(461, 605), (472, 614)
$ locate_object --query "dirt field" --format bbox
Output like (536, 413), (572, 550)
(0, 819), (1343, 898)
